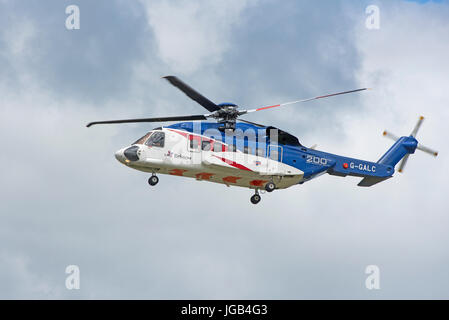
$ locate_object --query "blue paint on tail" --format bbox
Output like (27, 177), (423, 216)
(377, 136), (418, 167)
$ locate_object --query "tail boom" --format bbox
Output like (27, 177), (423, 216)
(323, 116), (436, 187)
(377, 136), (418, 167)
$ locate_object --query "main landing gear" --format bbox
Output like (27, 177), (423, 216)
(148, 174), (159, 186)
(265, 181), (276, 192)
(251, 181), (276, 204)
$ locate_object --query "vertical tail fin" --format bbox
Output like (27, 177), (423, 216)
(358, 116), (437, 187)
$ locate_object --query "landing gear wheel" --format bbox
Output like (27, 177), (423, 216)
(265, 181), (276, 192)
(148, 175), (159, 186)
(250, 193), (261, 205)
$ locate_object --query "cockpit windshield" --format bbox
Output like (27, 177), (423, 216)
(133, 132), (152, 145)
(145, 131), (165, 148)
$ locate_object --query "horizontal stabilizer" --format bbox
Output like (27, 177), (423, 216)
(358, 176), (390, 187)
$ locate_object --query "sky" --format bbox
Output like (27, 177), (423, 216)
(0, 0), (449, 299)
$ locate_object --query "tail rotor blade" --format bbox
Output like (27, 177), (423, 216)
(382, 130), (399, 141)
(397, 154), (410, 173)
(411, 116), (425, 137)
(417, 143), (439, 157)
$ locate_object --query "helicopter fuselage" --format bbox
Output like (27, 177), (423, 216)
(87, 76), (437, 204)
(114, 121), (396, 191)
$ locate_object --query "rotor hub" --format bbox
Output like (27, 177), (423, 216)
(210, 103), (240, 129)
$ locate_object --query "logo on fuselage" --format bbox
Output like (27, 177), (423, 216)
(164, 150), (192, 160)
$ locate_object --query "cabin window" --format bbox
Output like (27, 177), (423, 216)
(244, 146), (252, 154)
(202, 140), (211, 151)
(256, 148), (264, 157)
(213, 142), (223, 152)
(145, 131), (164, 147)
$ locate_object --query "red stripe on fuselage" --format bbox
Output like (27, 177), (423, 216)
(212, 155), (252, 171)
(167, 129), (189, 137)
(167, 129), (230, 152)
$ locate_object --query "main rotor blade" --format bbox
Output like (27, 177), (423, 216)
(411, 116), (425, 137)
(242, 88), (369, 114)
(397, 154), (410, 173)
(417, 143), (438, 157)
(163, 76), (220, 112)
(86, 114), (207, 127)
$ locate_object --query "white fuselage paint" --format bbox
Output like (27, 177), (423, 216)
(115, 128), (304, 190)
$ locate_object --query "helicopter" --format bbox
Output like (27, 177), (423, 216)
(87, 76), (438, 204)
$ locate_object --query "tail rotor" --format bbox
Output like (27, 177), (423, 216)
(382, 116), (438, 173)
(397, 154), (410, 173)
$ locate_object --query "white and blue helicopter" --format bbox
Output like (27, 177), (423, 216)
(87, 76), (438, 204)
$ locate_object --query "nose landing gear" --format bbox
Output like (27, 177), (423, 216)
(148, 174), (159, 186)
(250, 190), (261, 205)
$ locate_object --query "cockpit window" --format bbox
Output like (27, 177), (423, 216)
(145, 131), (165, 147)
(133, 132), (152, 145)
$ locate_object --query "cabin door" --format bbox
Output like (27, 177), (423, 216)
(266, 145), (283, 174)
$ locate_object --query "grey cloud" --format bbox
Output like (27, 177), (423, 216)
(0, 0), (448, 299)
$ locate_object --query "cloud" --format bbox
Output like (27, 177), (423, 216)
(0, 252), (62, 298)
(405, 0), (445, 4)
(1, 0), (449, 299)
(140, 0), (256, 74)
(2, 18), (35, 56)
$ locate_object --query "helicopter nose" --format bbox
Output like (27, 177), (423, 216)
(114, 148), (125, 163)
